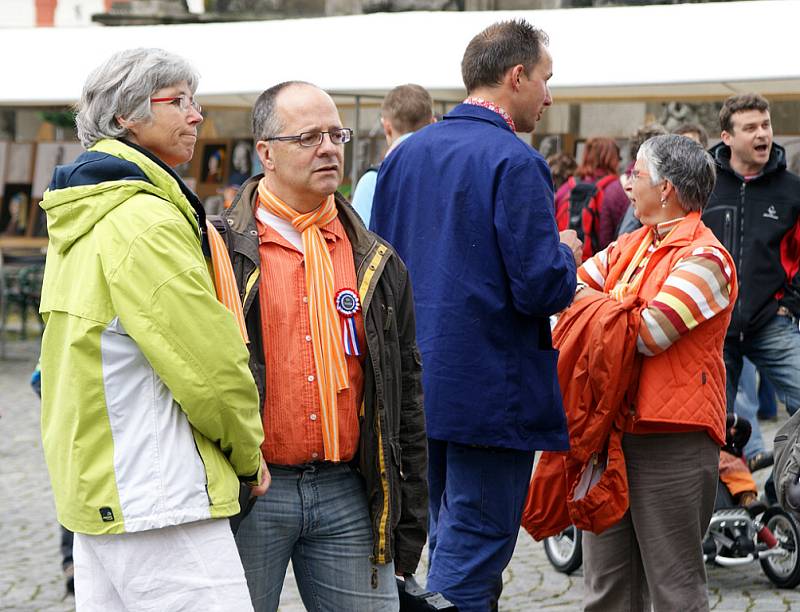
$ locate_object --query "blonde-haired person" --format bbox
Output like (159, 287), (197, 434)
(351, 84), (435, 227)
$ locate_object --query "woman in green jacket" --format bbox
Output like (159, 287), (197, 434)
(39, 48), (267, 610)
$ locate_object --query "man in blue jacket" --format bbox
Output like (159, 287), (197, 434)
(371, 19), (581, 612)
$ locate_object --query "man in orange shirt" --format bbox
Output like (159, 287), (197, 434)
(222, 81), (428, 612)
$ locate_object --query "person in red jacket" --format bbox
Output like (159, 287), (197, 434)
(575, 134), (737, 611)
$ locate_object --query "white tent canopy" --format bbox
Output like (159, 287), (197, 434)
(3, 0), (800, 108)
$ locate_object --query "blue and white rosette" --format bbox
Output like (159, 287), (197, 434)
(335, 288), (361, 356)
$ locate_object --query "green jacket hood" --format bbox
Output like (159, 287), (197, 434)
(41, 139), (200, 253)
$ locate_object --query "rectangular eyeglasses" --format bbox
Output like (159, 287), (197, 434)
(265, 128), (353, 147)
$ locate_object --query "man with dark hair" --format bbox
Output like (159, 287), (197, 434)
(703, 93), (800, 466)
(224, 80), (427, 612)
(371, 19), (581, 611)
(352, 84), (434, 226)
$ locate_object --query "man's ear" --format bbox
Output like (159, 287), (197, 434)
(381, 117), (394, 141)
(721, 130), (733, 147)
(256, 140), (274, 171)
(507, 64), (526, 92)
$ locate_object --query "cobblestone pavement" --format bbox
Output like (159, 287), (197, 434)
(3, 337), (800, 611)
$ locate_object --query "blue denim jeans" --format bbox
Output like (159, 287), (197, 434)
(758, 375), (779, 419)
(427, 439), (535, 612)
(732, 357), (766, 458)
(234, 463), (399, 612)
(725, 313), (800, 420)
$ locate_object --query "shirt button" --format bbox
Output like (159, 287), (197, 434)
(305, 335), (311, 342)
(311, 452), (319, 459)
(308, 375), (315, 382)
(303, 296), (309, 303)
(310, 413), (318, 421)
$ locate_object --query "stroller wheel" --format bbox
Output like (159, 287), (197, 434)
(543, 526), (583, 575)
(760, 509), (800, 588)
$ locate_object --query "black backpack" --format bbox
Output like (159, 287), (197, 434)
(556, 175), (617, 259)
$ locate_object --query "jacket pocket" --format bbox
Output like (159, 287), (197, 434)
(383, 304), (395, 332)
(703, 205), (737, 254)
(514, 348), (566, 434)
(390, 440), (406, 481)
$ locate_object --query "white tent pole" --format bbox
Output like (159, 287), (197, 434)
(350, 94), (361, 197)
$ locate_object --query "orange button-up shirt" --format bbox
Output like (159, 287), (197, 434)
(256, 213), (364, 465)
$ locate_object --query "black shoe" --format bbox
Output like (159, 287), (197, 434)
(747, 451), (774, 473)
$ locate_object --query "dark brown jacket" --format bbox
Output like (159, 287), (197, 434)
(220, 176), (428, 573)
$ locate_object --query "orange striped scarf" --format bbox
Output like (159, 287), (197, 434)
(257, 179), (348, 462)
(206, 220), (249, 343)
(608, 228), (654, 302)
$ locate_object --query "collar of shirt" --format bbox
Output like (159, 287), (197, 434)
(652, 217), (684, 245)
(462, 97), (516, 132)
(255, 206), (343, 250)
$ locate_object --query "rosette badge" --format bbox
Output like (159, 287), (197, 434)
(335, 288), (362, 356)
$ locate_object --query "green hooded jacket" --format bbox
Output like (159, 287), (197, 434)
(39, 139), (264, 535)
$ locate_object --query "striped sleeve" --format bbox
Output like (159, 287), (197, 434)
(578, 243), (614, 290)
(637, 246), (732, 356)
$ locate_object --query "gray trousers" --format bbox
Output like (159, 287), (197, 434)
(583, 431), (719, 612)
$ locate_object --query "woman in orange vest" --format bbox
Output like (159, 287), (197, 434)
(575, 134), (738, 611)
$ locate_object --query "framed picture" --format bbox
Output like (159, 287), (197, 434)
(6, 143), (34, 184)
(32, 142), (84, 199)
(228, 139), (254, 187)
(200, 143), (227, 184)
(0, 183), (33, 236)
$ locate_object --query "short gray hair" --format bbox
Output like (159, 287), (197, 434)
(75, 48), (199, 149)
(252, 81), (313, 142)
(637, 134), (716, 213)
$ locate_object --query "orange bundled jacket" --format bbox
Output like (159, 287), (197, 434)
(522, 293), (644, 539)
